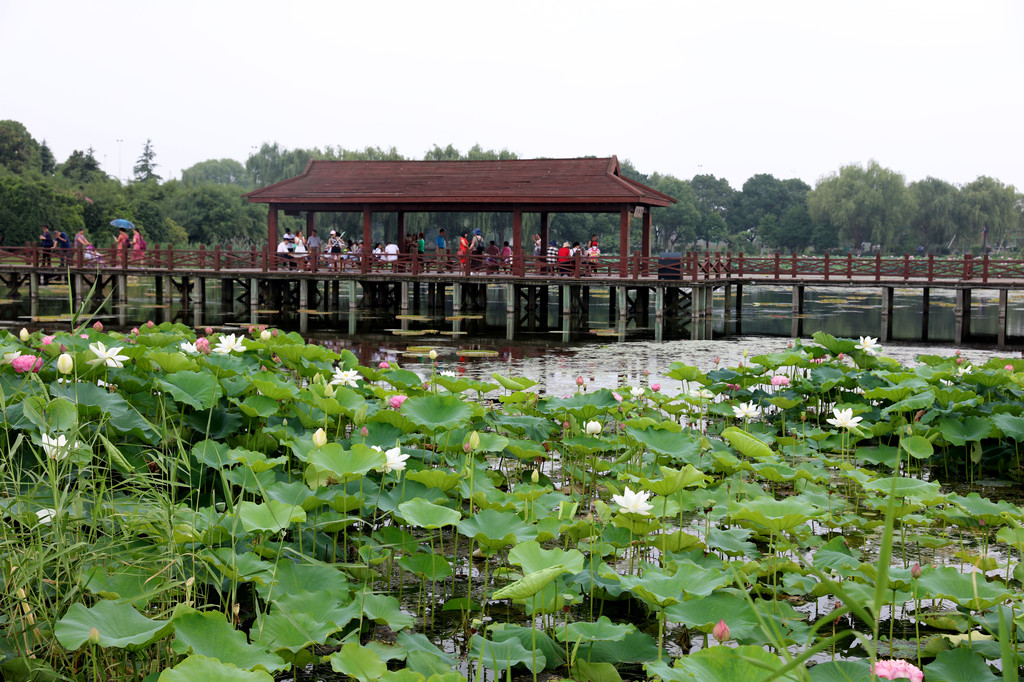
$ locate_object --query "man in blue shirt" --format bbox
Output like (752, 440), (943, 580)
(435, 229), (447, 271)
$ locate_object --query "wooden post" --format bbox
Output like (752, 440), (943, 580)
(268, 206), (278, 249)
(214, 244), (221, 272)
(874, 253), (881, 281)
(998, 288), (1008, 348)
(641, 208), (652, 276)
(773, 253), (780, 280)
(880, 286), (894, 342)
(619, 208), (630, 278)
(512, 208), (523, 276)
(921, 287), (930, 341)
(362, 208), (372, 255)
(824, 252), (830, 281)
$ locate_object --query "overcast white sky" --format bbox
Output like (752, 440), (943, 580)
(2, 1), (1022, 191)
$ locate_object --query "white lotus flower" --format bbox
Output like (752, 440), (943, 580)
(826, 407), (863, 430)
(331, 367), (361, 387)
(312, 428), (327, 448)
(855, 336), (881, 356)
(732, 402), (759, 420)
(40, 433), (74, 460)
(180, 341), (198, 354)
(88, 342), (130, 368)
(630, 387), (645, 400)
(260, 329), (272, 341)
(3, 351), (22, 365)
(689, 388), (715, 400)
(611, 486), (653, 515)
(380, 446), (410, 474)
(36, 508), (56, 524)
(440, 370), (457, 377)
(213, 333), (245, 354)
(585, 420), (602, 436)
(429, 349), (438, 360)
(56, 353), (74, 374)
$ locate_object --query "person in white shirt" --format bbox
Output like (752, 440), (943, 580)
(384, 241), (399, 262)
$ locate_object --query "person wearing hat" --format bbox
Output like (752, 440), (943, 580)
(558, 241), (572, 276)
(546, 239), (559, 274)
(327, 230), (344, 269)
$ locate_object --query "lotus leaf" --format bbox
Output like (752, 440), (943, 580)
(508, 541), (585, 574)
(398, 498), (461, 529)
(489, 625), (565, 670)
(329, 643), (388, 682)
(915, 566), (1013, 610)
(457, 508), (532, 551)
(924, 645), (1000, 682)
(251, 608), (339, 656)
(402, 394), (474, 431)
(398, 553), (453, 580)
(469, 633), (542, 673)
(170, 607), (288, 672)
(235, 500), (306, 534)
(731, 495), (819, 533)
(155, 370), (222, 410)
(157, 655), (275, 682)
(304, 443), (386, 488)
(721, 426), (774, 460)
(491, 564), (568, 600)
(806, 660), (872, 682)
(55, 599), (173, 651)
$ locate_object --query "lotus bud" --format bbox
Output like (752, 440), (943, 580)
(575, 376), (584, 387)
(712, 619), (730, 642)
(742, 349), (748, 358)
(205, 327), (213, 336)
(531, 469), (540, 484)
(429, 349), (437, 360)
(911, 563), (922, 579)
(272, 329), (279, 337)
(463, 443), (471, 453)
(248, 325), (256, 335)
(88, 627), (100, 645)
(324, 384), (334, 397)
(93, 321), (103, 332)
(146, 320), (154, 328)
(979, 518), (986, 527)
(713, 356), (720, 366)
(261, 329), (272, 341)
(185, 576), (195, 588)
(59, 344), (66, 353)
(468, 430), (480, 451)
(282, 418), (288, 427)
(956, 356), (964, 365)
(379, 361), (389, 369)
(651, 383), (661, 392)
(57, 353), (74, 375)
(1006, 364), (1015, 371)
(837, 353), (844, 360)
(19, 327), (29, 342)
(312, 428), (327, 448)
(585, 421), (601, 436)
(195, 337), (211, 354)
(131, 327), (139, 335)
(360, 426), (369, 437)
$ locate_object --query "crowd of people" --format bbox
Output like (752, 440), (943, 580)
(37, 224), (147, 271)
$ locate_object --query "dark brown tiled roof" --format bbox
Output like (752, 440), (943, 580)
(244, 156), (675, 210)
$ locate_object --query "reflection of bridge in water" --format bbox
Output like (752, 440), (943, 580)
(3, 246), (1023, 347)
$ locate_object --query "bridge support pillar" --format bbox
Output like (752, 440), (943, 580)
(197, 278), (207, 306)
(655, 286), (665, 319)
(299, 279), (309, 310)
(880, 286), (894, 342)
(348, 281), (357, 310)
(998, 289), (1008, 348)
(791, 284), (804, 338)
(723, 284), (732, 329)
(954, 288), (972, 345)
(616, 286), (627, 320)
(117, 275), (128, 305)
(163, 277), (173, 307)
(73, 274), (87, 303)
(221, 278), (234, 311)
(29, 273), (39, 300)
(250, 278), (259, 314)
(921, 287), (930, 341)
(452, 283), (462, 314)
(505, 284), (515, 314)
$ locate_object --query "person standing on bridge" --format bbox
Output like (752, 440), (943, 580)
(546, 240), (558, 275)
(39, 225), (54, 269)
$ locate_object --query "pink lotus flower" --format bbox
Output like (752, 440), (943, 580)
(146, 320), (154, 328)
(1006, 364), (1014, 371)
(41, 335), (55, 346)
(770, 375), (790, 386)
(195, 337), (211, 354)
(131, 327), (140, 335)
(12, 355), (42, 373)
(389, 394), (408, 410)
(872, 659), (923, 682)
(651, 383), (661, 392)
(837, 353), (845, 360)
(612, 392), (623, 402)
(379, 361), (389, 369)
(93, 321), (103, 332)
(712, 619), (730, 642)
(911, 563), (922, 579)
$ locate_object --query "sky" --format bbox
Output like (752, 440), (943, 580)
(2, 0), (1022, 192)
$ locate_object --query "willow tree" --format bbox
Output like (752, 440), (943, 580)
(807, 161), (916, 252)
(957, 176), (1021, 253)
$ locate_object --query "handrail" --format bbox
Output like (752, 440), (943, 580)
(2, 245), (1023, 284)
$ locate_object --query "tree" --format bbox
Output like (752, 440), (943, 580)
(246, 143), (315, 186)
(182, 159), (252, 188)
(0, 175), (84, 246)
(907, 178), (959, 253)
(648, 174), (700, 251)
(422, 144), (462, 161)
(732, 174), (812, 247)
(166, 183), (264, 245)
(690, 174), (736, 245)
(806, 161), (916, 252)
(59, 148), (104, 185)
(957, 176), (1021, 253)
(0, 120), (43, 175)
(133, 139), (161, 183)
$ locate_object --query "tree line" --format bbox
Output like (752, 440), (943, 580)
(1, 119), (1020, 255)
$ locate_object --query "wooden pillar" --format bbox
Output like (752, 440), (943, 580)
(29, 272), (39, 299)
(619, 208), (631, 277)
(641, 208), (652, 276)
(268, 206), (279, 250)
(791, 284), (804, 338)
(348, 281), (358, 310)
(117, 274), (128, 305)
(506, 284), (515, 314)
(540, 212), (550, 252)
(921, 287), (930, 341)
(400, 281), (410, 311)
(998, 289), (1008, 348)
(452, 283), (462, 314)
(397, 211), (406, 250)
(197, 277), (207, 306)
(880, 286), (894, 342)
(362, 208), (372, 251)
(306, 211), (316, 239)
(512, 208), (523, 276)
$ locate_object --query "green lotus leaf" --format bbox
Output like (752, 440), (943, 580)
(251, 608), (339, 656)
(81, 566), (167, 608)
(156, 370), (222, 410)
(991, 412), (1024, 440)
(491, 564), (568, 600)
(305, 443), (386, 488)
(924, 645), (1000, 682)
(576, 629), (660, 663)
(328, 643), (388, 682)
(469, 634), (542, 674)
(640, 465), (711, 496)
(731, 495), (819, 533)
(249, 372), (301, 401)
(508, 541), (585, 574)
(915, 566), (1014, 610)
(674, 643), (792, 682)
(397, 498), (461, 529)
(862, 477), (942, 503)
(996, 526), (1024, 553)
(949, 492), (1020, 524)
(457, 508), (533, 551)
(405, 469), (461, 491)
(255, 561), (352, 602)
(170, 607), (288, 672)
(398, 553), (453, 581)
(806, 660), (872, 682)
(663, 591), (759, 640)
(55, 600), (173, 651)
(147, 351), (199, 373)
(812, 332), (856, 356)
(556, 615), (633, 642)
(402, 395), (475, 431)
(238, 395), (282, 418)
(504, 438), (548, 461)
(204, 548), (276, 585)
(721, 426), (774, 460)
(158, 655), (275, 682)
(235, 500), (306, 534)
(648, 530), (705, 553)
(707, 527), (759, 558)
(626, 424), (702, 459)
(360, 592), (415, 631)
(938, 416), (991, 445)
(395, 631), (457, 668)
(665, 362), (708, 383)
(881, 391), (935, 416)
(900, 434), (934, 459)
(621, 562), (730, 606)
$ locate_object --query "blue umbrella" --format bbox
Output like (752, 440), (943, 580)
(110, 219), (135, 230)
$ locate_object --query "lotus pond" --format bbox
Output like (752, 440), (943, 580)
(2, 324), (1024, 681)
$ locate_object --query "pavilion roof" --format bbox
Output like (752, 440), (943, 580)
(244, 156), (676, 212)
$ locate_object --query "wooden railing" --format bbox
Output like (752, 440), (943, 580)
(2, 244), (1022, 284)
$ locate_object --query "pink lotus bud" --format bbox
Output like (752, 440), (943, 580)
(575, 376), (584, 387)
(771, 375), (790, 386)
(837, 353), (845, 360)
(613, 392), (623, 402)
(58, 344), (67, 353)
(712, 619), (730, 642)
(979, 518), (986, 527)
(713, 356), (720, 365)
(651, 383), (661, 392)
(258, 324), (267, 331)
(248, 325), (256, 335)
(379, 361), (389, 369)
(93, 321), (103, 332)
(956, 357), (964, 365)
(463, 442), (471, 452)
(911, 563), (922, 579)
(146, 320), (154, 328)
(195, 337), (211, 354)
(643, 369), (650, 377)
(563, 421), (570, 430)
(131, 327), (139, 335)
(205, 327), (213, 336)
(271, 329), (279, 337)
(360, 426), (369, 437)
(41, 335), (55, 346)
(389, 394), (408, 410)
(956, 349), (961, 356)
